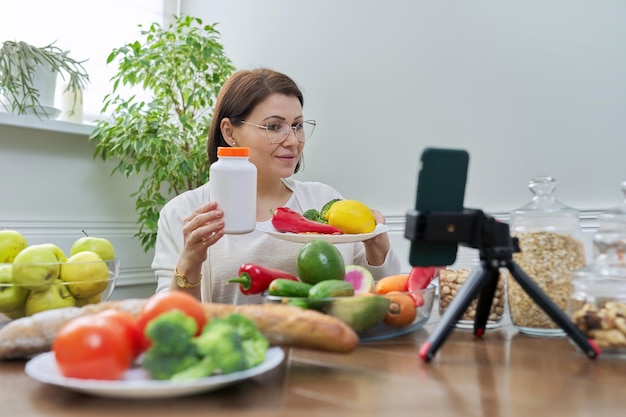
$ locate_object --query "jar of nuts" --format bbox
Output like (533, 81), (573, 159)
(439, 268), (506, 329)
(570, 264), (626, 357)
(569, 190), (626, 356)
(507, 176), (587, 337)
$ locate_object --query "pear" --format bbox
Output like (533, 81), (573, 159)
(0, 264), (29, 312)
(12, 244), (63, 290)
(25, 279), (76, 316)
(0, 230), (28, 263)
(60, 251), (110, 299)
(70, 236), (115, 261)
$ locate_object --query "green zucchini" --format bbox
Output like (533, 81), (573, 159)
(267, 279), (313, 297)
(308, 279), (355, 299)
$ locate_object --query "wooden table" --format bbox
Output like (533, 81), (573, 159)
(1, 308), (625, 417)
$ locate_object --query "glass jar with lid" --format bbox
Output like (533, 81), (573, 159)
(569, 238), (626, 357)
(506, 176), (587, 336)
(568, 181), (626, 356)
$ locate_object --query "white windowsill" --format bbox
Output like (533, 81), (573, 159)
(0, 112), (95, 136)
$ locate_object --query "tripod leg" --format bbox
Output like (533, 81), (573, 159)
(505, 260), (600, 359)
(473, 262), (499, 337)
(420, 266), (488, 362)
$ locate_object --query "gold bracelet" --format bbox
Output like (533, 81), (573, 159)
(174, 268), (201, 289)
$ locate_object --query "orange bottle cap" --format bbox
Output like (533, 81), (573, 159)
(217, 147), (250, 157)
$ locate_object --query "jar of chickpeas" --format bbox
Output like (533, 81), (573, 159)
(506, 176), (587, 337)
(438, 267), (506, 329)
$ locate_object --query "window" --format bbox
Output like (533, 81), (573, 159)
(0, 0), (172, 123)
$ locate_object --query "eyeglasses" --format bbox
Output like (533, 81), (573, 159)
(240, 120), (316, 144)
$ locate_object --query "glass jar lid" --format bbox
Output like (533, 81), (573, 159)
(510, 176), (580, 232)
(598, 181), (626, 233)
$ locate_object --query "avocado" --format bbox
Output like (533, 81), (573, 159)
(323, 295), (391, 332)
(296, 240), (345, 285)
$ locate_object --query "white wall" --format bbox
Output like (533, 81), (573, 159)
(0, 120), (157, 299)
(183, 0), (626, 215)
(2, 1), (622, 290)
(181, 0), (625, 270)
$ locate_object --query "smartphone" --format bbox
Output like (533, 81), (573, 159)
(407, 147), (469, 266)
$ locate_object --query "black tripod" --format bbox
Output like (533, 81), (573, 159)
(404, 208), (600, 362)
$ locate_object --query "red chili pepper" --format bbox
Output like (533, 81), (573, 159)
(407, 266), (440, 291)
(271, 207), (344, 235)
(228, 263), (298, 295)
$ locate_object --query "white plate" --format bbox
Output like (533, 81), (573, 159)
(25, 347), (284, 399)
(257, 222), (390, 244)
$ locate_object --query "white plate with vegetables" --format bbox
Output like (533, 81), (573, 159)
(25, 347), (285, 399)
(257, 221), (390, 244)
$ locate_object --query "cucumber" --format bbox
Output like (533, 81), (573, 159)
(323, 295), (391, 332)
(308, 280), (355, 299)
(267, 279), (312, 297)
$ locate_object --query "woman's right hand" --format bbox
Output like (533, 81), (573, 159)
(181, 201), (225, 263)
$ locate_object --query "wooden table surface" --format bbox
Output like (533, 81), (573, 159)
(1, 307), (625, 417)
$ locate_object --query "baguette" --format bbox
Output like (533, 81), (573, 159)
(0, 299), (359, 360)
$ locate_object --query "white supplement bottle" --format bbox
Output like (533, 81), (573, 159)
(210, 147), (257, 234)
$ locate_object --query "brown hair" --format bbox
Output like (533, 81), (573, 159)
(207, 68), (305, 172)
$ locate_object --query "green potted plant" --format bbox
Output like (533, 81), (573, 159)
(89, 15), (235, 252)
(0, 40), (89, 119)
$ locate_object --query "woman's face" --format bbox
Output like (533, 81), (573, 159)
(232, 93), (306, 180)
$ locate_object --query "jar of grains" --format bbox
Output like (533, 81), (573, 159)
(507, 176), (587, 337)
(438, 267), (506, 329)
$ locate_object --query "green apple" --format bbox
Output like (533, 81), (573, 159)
(75, 293), (102, 307)
(2, 305), (26, 320)
(12, 244), (63, 290)
(40, 243), (67, 263)
(25, 279), (76, 316)
(0, 230), (28, 263)
(60, 251), (110, 299)
(70, 236), (115, 261)
(0, 264), (29, 312)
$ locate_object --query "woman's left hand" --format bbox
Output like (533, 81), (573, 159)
(363, 209), (391, 266)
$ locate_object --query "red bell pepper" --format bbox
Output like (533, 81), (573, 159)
(271, 207), (344, 235)
(407, 266), (441, 291)
(228, 263), (298, 295)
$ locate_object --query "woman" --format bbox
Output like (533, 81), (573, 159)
(152, 68), (401, 304)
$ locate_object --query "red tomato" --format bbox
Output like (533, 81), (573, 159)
(137, 291), (206, 347)
(97, 310), (144, 359)
(52, 315), (133, 380)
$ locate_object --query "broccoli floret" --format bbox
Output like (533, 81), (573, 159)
(224, 313), (269, 368)
(320, 198), (342, 221)
(142, 344), (200, 380)
(141, 311), (269, 381)
(170, 314), (269, 381)
(141, 310), (201, 380)
(303, 208), (322, 222)
(171, 327), (247, 380)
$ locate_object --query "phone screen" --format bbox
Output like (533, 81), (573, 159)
(408, 147), (469, 266)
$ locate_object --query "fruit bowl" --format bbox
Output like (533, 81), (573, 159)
(264, 283), (436, 342)
(0, 258), (119, 323)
